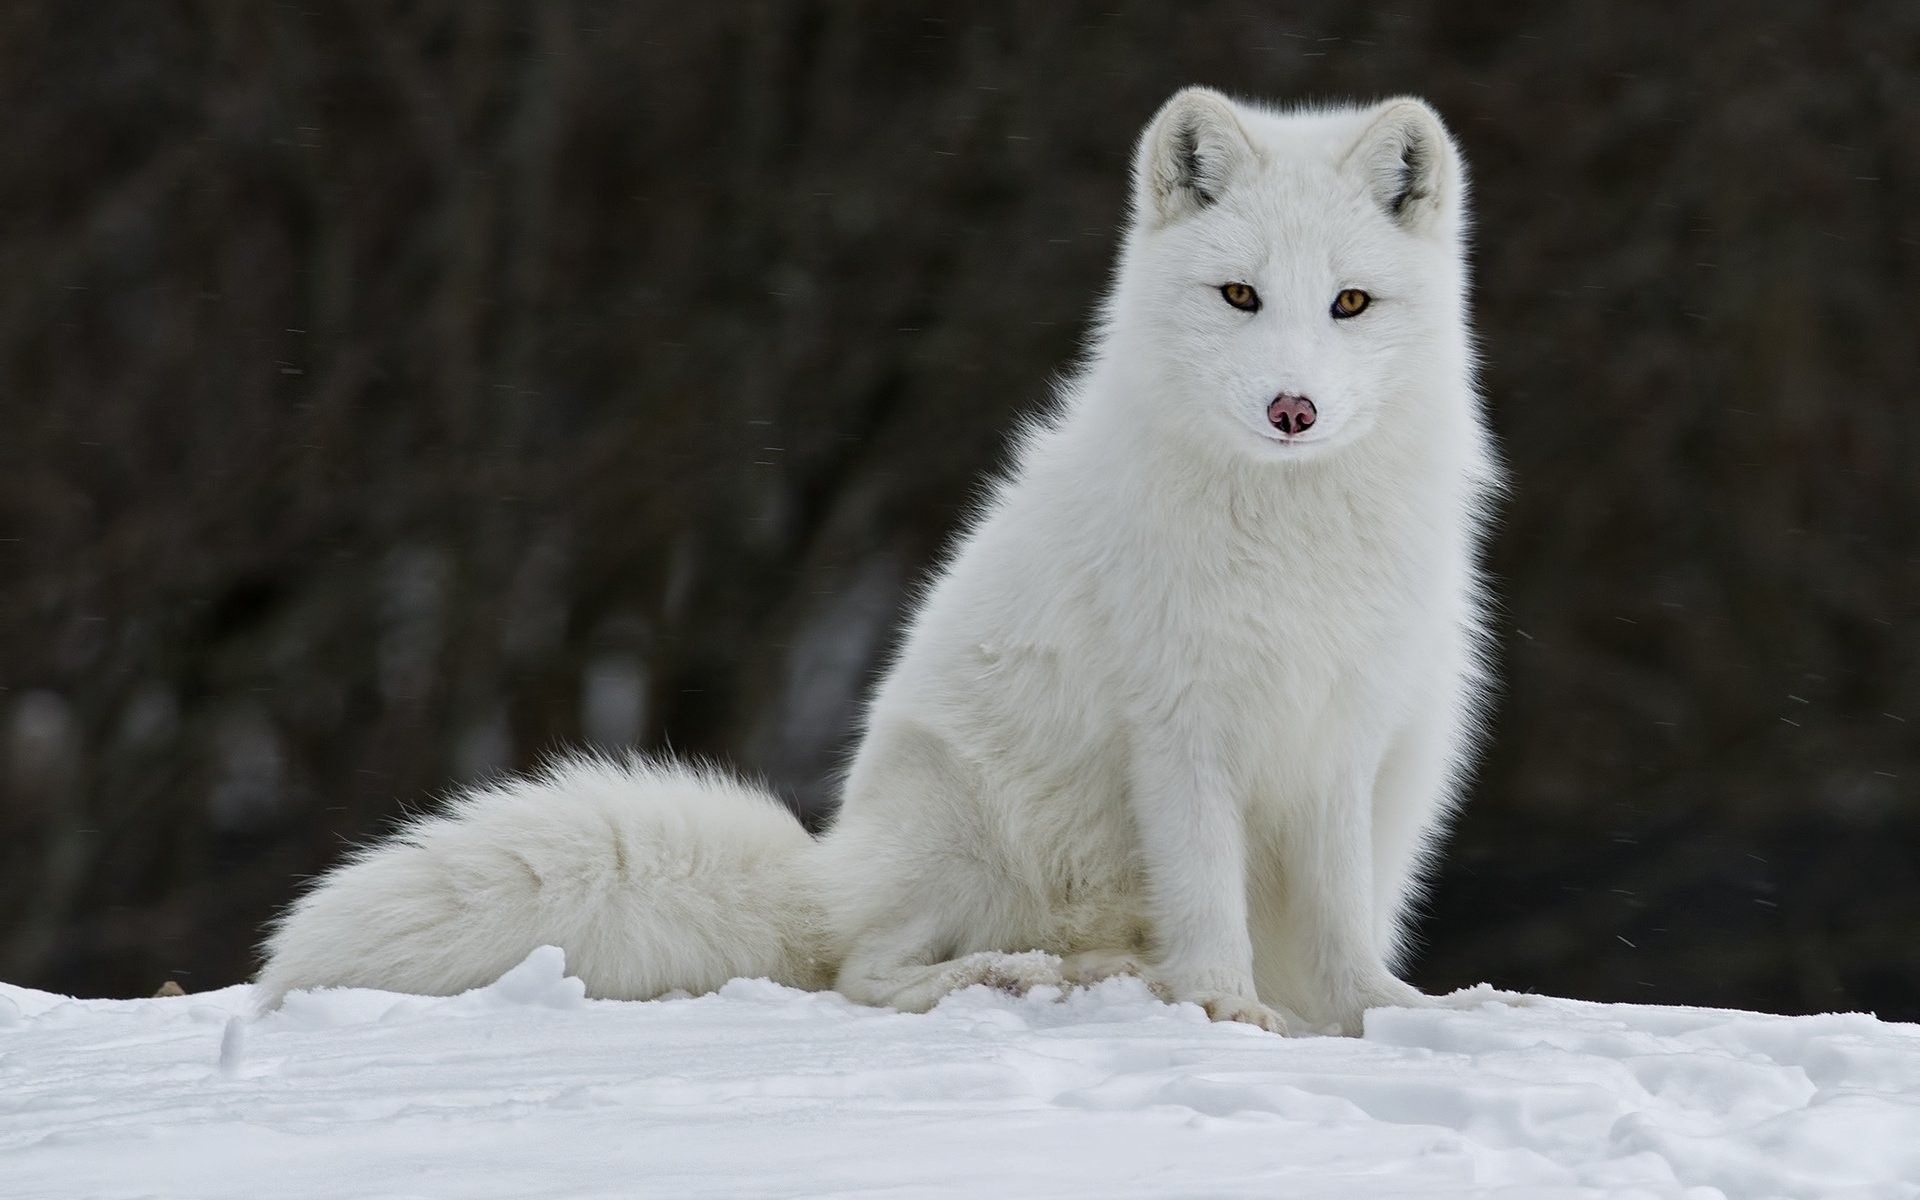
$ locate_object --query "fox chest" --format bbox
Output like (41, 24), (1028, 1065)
(1102, 527), (1442, 741)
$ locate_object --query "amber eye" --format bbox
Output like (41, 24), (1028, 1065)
(1220, 282), (1260, 312)
(1331, 288), (1372, 318)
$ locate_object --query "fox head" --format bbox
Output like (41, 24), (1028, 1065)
(1105, 89), (1472, 463)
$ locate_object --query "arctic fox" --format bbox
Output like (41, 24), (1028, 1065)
(259, 88), (1499, 1035)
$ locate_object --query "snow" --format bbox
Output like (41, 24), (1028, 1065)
(5, 948), (1918, 1199)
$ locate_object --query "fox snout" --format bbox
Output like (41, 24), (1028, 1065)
(1267, 394), (1317, 436)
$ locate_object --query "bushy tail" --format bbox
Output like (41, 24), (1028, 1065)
(256, 755), (832, 1008)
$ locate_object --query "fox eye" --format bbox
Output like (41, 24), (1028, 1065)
(1331, 288), (1371, 318)
(1220, 282), (1260, 312)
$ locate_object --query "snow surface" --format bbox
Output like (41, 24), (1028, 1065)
(4, 948), (1918, 1199)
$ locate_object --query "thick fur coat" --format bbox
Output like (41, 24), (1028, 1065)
(259, 89), (1499, 1035)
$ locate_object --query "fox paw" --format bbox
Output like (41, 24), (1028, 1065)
(938, 950), (1067, 997)
(1152, 967), (1300, 1034)
(1060, 953), (1170, 1000)
(1189, 991), (1295, 1034)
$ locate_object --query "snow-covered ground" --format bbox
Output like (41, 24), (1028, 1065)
(4, 949), (1917, 1199)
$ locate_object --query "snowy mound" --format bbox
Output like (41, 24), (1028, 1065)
(4, 949), (1917, 1198)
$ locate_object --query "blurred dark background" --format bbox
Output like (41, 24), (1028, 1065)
(2, 1), (1915, 1017)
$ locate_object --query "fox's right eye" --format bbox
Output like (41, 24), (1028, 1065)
(1220, 282), (1261, 312)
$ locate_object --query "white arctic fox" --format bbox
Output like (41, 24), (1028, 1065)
(259, 88), (1499, 1035)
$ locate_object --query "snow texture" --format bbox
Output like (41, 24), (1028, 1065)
(4, 947), (1917, 1199)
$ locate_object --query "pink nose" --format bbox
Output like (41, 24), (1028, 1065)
(1267, 394), (1317, 436)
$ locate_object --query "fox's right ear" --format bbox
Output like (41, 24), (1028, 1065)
(1133, 87), (1256, 228)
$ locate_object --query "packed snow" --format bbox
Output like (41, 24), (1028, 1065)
(4, 948), (1917, 1199)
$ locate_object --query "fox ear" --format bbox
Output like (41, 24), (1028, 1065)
(1345, 98), (1458, 232)
(1134, 87), (1256, 228)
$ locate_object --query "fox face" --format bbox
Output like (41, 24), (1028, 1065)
(1107, 90), (1469, 462)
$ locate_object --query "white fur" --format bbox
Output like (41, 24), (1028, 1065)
(260, 90), (1498, 1035)
(256, 756), (830, 1005)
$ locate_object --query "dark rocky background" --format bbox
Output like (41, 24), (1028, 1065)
(3, 1), (1915, 1017)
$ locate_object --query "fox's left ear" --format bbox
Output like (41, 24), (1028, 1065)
(1344, 98), (1460, 233)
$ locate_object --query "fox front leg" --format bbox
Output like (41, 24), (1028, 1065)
(1125, 717), (1299, 1034)
(1278, 757), (1435, 1036)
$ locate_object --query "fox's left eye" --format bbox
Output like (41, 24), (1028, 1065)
(1331, 289), (1372, 318)
(1220, 282), (1261, 312)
